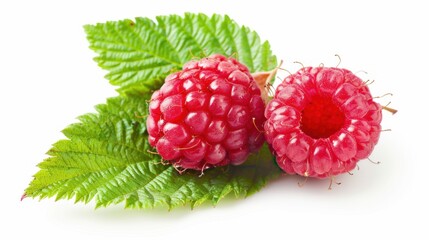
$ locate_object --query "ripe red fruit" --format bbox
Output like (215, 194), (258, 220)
(147, 54), (265, 171)
(264, 67), (382, 178)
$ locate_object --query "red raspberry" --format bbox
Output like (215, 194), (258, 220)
(147, 54), (265, 171)
(264, 67), (382, 178)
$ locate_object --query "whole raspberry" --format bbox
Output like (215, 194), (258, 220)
(264, 66), (383, 178)
(147, 54), (265, 171)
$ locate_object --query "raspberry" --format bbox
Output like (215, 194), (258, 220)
(147, 54), (265, 171)
(264, 67), (382, 178)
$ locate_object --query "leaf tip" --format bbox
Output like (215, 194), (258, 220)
(82, 24), (94, 34)
(20, 193), (27, 201)
(94, 202), (104, 210)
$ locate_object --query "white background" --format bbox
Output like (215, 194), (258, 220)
(0, 0), (426, 239)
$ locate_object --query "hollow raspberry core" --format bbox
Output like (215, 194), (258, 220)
(264, 66), (383, 178)
(300, 95), (345, 139)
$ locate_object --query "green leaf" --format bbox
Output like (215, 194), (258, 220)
(25, 93), (281, 209)
(84, 13), (277, 93)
